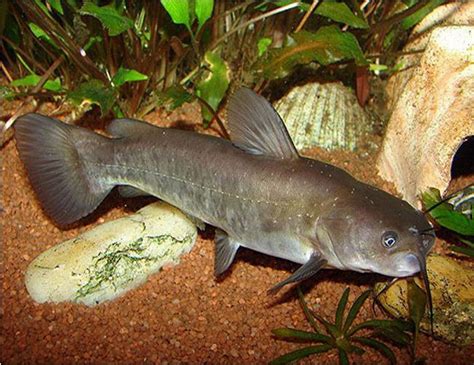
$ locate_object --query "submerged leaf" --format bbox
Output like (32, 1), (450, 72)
(156, 85), (194, 111)
(315, 1), (369, 29)
(11, 74), (62, 92)
(270, 344), (333, 365)
(335, 288), (350, 330)
(343, 289), (371, 333)
(196, 51), (230, 124)
(46, 0), (64, 14)
(80, 2), (133, 36)
(271, 328), (331, 343)
(260, 26), (366, 79)
(195, 0), (214, 32)
(68, 79), (116, 115)
(401, 0), (445, 30)
(28, 23), (58, 48)
(257, 37), (272, 57)
(407, 278), (427, 350)
(353, 337), (396, 365)
(112, 67), (148, 87)
(161, 0), (190, 29)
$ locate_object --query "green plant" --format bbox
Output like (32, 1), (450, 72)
(271, 287), (414, 365)
(422, 185), (474, 257)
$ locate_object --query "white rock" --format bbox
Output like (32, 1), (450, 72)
(25, 202), (197, 306)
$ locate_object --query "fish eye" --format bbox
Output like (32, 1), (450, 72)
(382, 231), (398, 248)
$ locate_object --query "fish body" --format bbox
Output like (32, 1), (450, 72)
(15, 88), (435, 292)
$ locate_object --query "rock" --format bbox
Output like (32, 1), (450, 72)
(25, 202), (197, 306)
(377, 2), (474, 207)
(273, 82), (374, 152)
(375, 254), (474, 346)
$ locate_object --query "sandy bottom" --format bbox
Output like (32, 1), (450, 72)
(1, 103), (473, 364)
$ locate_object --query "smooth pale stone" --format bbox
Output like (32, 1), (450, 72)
(25, 202), (197, 306)
(375, 254), (474, 345)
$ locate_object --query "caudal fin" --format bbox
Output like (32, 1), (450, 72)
(15, 113), (114, 225)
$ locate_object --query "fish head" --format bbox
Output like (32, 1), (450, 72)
(315, 185), (435, 278)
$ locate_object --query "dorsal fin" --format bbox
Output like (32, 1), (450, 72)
(107, 118), (161, 138)
(227, 88), (299, 160)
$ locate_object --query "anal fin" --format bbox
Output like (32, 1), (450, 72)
(268, 253), (327, 294)
(214, 230), (240, 276)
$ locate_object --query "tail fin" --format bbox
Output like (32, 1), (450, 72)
(15, 113), (114, 226)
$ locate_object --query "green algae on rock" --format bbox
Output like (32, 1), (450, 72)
(375, 254), (474, 346)
(25, 202), (197, 306)
(273, 82), (374, 152)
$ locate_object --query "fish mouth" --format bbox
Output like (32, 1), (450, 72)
(394, 253), (420, 276)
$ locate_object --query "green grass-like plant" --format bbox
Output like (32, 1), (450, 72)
(271, 287), (414, 365)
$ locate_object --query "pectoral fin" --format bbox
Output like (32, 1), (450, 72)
(268, 253), (327, 294)
(214, 230), (240, 276)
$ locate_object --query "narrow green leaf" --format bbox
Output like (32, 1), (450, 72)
(342, 289), (371, 333)
(257, 37), (272, 57)
(270, 344), (333, 365)
(272, 328), (332, 343)
(335, 288), (350, 330)
(458, 237), (474, 248)
(46, 0), (64, 14)
(353, 337), (396, 365)
(407, 278), (427, 350)
(338, 348), (349, 365)
(401, 0), (445, 30)
(111, 67), (148, 87)
(376, 327), (412, 346)
(11, 74), (62, 92)
(195, 0), (213, 32)
(68, 79), (116, 115)
(161, 0), (190, 29)
(196, 51), (230, 124)
(28, 23), (58, 48)
(297, 287), (320, 333)
(450, 245), (474, 258)
(80, 1), (133, 36)
(157, 85), (194, 111)
(260, 26), (366, 80)
(348, 319), (412, 336)
(315, 1), (369, 29)
(0, 85), (17, 100)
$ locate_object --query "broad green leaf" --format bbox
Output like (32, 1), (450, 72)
(11, 74), (62, 92)
(271, 328), (331, 343)
(342, 289), (370, 333)
(257, 37), (272, 57)
(195, 0), (213, 32)
(407, 278), (427, 350)
(28, 23), (58, 48)
(46, 0), (64, 14)
(260, 26), (366, 80)
(422, 188), (474, 236)
(270, 344), (333, 365)
(68, 79), (116, 115)
(335, 288), (350, 330)
(196, 51), (230, 124)
(156, 85), (194, 111)
(315, 1), (369, 29)
(401, 0), (445, 30)
(353, 337), (396, 365)
(80, 2), (133, 36)
(161, 0), (190, 30)
(112, 67), (148, 87)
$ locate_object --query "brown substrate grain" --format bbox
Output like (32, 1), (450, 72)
(1, 103), (473, 365)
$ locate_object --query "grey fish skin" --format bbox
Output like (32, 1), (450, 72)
(14, 88), (435, 292)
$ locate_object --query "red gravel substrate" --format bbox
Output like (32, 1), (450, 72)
(1, 104), (473, 364)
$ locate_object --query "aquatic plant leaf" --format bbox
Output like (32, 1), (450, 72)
(196, 51), (230, 124)
(11, 74), (62, 92)
(450, 245), (474, 258)
(348, 319), (412, 337)
(195, 0), (213, 32)
(353, 337), (396, 365)
(28, 23), (58, 48)
(161, 0), (190, 30)
(156, 85), (194, 111)
(80, 1), (133, 36)
(335, 287), (350, 330)
(401, 0), (445, 30)
(257, 37), (272, 57)
(315, 1), (369, 29)
(0, 85), (16, 100)
(46, 0), (64, 14)
(112, 67), (148, 87)
(297, 286), (320, 332)
(338, 348), (349, 365)
(271, 328), (331, 343)
(422, 188), (474, 236)
(68, 79), (116, 115)
(342, 289), (371, 333)
(270, 344), (333, 365)
(260, 26), (366, 80)
(407, 278), (427, 350)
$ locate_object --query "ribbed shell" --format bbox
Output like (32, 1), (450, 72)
(273, 82), (373, 151)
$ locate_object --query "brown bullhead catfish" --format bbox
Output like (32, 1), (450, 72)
(15, 88), (435, 298)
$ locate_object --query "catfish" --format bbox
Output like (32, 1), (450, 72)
(15, 88), (435, 305)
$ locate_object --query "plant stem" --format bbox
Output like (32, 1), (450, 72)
(295, 0), (319, 33)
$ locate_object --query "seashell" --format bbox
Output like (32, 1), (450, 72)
(273, 82), (374, 151)
(25, 202), (197, 306)
(377, 6), (474, 207)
